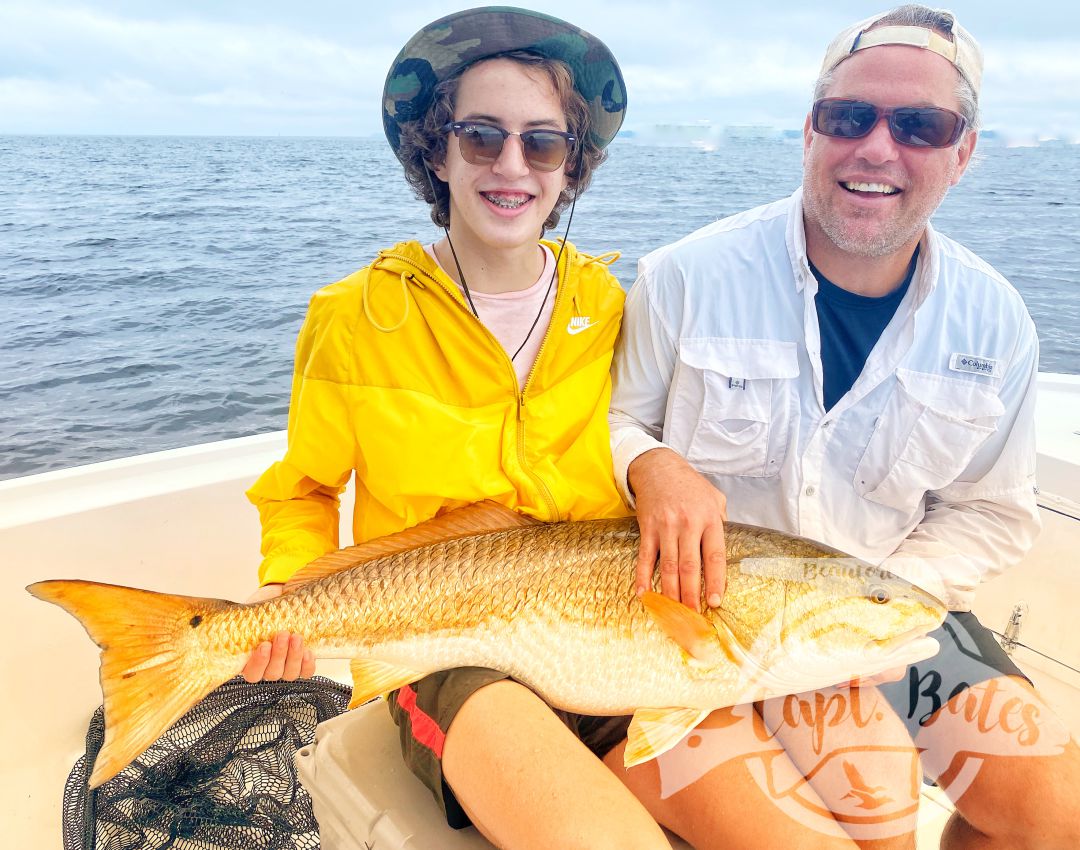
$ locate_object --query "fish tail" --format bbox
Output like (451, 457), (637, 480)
(27, 579), (235, 788)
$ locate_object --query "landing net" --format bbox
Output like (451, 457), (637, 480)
(62, 677), (350, 850)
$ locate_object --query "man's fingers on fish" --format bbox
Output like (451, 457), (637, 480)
(658, 526), (683, 602)
(702, 523), (727, 608)
(635, 527), (660, 596)
(301, 649), (316, 679)
(678, 528), (703, 610)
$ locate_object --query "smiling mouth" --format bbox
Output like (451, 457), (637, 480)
(481, 191), (534, 210)
(841, 181), (900, 196)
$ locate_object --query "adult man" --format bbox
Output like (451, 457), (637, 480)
(608, 5), (1080, 848)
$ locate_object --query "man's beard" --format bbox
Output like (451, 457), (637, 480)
(802, 176), (952, 259)
(803, 181), (946, 258)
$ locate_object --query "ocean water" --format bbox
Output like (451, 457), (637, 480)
(1, 135), (1077, 480)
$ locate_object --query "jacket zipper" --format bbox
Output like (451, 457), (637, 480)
(514, 247), (570, 520)
(379, 250), (562, 520)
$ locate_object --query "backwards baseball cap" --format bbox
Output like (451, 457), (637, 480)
(820, 8), (983, 96)
(382, 6), (627, 163)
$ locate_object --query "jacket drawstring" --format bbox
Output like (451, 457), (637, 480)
(590, 250), (621, 266)
(363, 270), (412, 333)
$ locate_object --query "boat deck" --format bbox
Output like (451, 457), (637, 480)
(3, 373), (1077, 848)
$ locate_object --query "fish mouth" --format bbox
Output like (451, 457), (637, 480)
(865, 627), (938, 657)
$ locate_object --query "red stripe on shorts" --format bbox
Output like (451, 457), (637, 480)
(396, 683), (446, 758)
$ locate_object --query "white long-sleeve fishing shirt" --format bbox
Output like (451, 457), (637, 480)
(610, 189), (1040, 611)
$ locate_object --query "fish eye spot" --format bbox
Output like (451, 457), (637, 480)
(869, 587), (890, 605)
(190, 615), (203, 627)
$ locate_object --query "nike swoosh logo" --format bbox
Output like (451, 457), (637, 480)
(567, 319), (599, 335)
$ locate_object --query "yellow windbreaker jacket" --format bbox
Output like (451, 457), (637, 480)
(247, 239), (631, 584)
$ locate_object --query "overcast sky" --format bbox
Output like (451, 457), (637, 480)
(3, 1), (1079, 142)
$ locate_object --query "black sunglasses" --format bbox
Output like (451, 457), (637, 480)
(442, 121), (576, 172)
(812, 98), (967, 148)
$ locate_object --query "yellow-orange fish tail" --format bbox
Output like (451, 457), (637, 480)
(27, 579), (234, 788)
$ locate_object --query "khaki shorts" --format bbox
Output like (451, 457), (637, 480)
(386, 668), (632, 829)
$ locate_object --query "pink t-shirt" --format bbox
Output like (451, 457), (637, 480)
(426, 244), (556, 388)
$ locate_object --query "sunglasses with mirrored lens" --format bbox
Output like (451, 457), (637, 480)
(442, 121), (576, 172)
(812, 98), (967, 148)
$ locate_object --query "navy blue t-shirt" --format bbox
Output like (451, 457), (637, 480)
(812, 247), (918, 412)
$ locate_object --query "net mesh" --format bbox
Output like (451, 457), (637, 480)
(62, 676), (350, 850)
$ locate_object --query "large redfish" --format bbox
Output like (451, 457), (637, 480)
(28, 502), (944, 788)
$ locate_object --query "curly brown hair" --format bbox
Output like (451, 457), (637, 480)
(396, 51), (607, 231)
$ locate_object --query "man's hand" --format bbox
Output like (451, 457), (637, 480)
(241, 584), (316, 682)
(628, 448), (728, 611)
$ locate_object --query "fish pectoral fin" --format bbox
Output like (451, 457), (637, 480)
(286, 501), (539, 590)
(349, 659), (425, 709)
(640, 591), (730, 665)
(624, 707), (713, 767)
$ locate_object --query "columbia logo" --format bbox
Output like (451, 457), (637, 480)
(949, 353), (1000, 378)
(960, 357), (992, 373)
(567, 316), (599, 336)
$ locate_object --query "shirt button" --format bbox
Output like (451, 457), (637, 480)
(822, 420), (832, 428)
(805, 486), (816, 496)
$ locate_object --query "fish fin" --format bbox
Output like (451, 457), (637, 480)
(640, 591), (728, 664)
(26, 579), (234, 788)
(624, 707), (713, 767)
(285, 501), (539, 590)
(349, 659), (425, 709)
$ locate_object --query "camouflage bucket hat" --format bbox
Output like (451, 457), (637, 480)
(382, 6), (627, 162)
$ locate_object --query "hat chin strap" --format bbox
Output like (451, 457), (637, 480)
(424, 157), (584, 364)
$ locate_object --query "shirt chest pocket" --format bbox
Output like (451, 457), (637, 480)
(854, 368), (1004, 514)
(668, 338), (799, 478)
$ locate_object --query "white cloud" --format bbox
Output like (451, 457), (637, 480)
(987, 42), (1080, 91)
(0, 2), (389, 133)
(2, 1), (1080, 136)
(0, 78), (100, 112)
